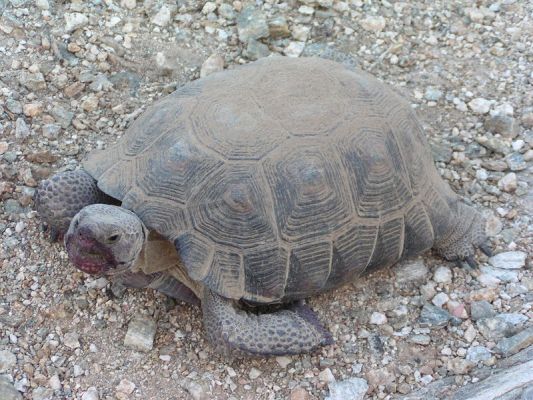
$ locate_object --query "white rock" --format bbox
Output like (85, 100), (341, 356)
(298, 5), (314, 15)
(319, 368), (335, 383)
(464, 325), (477, 343)
(326, 378), (368, 400)
(432, 292), (449, 308)
(433, 266), (452, 284)
(0, 350), (17, 372)
(248, 367), (262, 380)
(468, 98), (492, 114)
(275, 356), (292, 368)
(120, 0), (136, 9)
(284, 41), (305, 57)
(81, 387), (99, 400)
(49, 375), (61, 390)
(200, 54), (224, 78)
(492, 103), (514, 116)
(498, 173), (517, 192)
(292, 25), (310, 41)
(63, 332), (80, 349)
(489, 251), (527, 269)
(360, 16), (386, 32)
(202, 2), (217, 14)
(64, 13), (89, 32)
(370, 312), (387, 325)
(123, 316), (157, 351)
(151, 5), (172, 27)
(116, 379), (135, 394)
(36, 0), (49, 10)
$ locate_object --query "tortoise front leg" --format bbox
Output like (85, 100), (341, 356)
(35, 170), (115, 241)
(201, 287), (333, 357)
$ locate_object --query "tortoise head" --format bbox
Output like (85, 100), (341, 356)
(65, 204), (147, 276)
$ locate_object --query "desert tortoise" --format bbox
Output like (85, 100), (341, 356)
(36, 57), (490, 356)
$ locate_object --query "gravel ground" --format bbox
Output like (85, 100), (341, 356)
(1, 0), (532, 399)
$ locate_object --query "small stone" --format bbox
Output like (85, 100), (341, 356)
(120, 0), (136, 9)
(489, 251), (526, 269)
(466, 345), (492, 362)
(504, 153), (527, 171)
(237, 6), (269, 43)
(269, 16), (290, 38)
(366, 367), (394, 387)
(23, 103), (43, 117)
(201, 2), (216, 14)
(418, 303), (451, 328)
(433, 266), (452, 284)
(48, 375), (61, 390)
(63, 332), (80, 349)
(50, 106), (74, 128)
(81, 387), (99, 400)
(42, 124), (61, 138)
(521, 112), (533, 128)
(431, 292), (449, 308)
(81, 95), (99, 112)
(276, 356), (292, 368)
(495, 326), (533, 357)
(116, 379), (135, 394)
(482, 159), (508, 171)
(151, 5), (172, 27)
(0, 376), (22, 400)
(484, 114), (518, 138)
(447, 358), (475, 375)
(218, 3), (235, 20)
(370, 312), (387, 325)
(318, 368), (335, 383)
(290, 387), (310, 400)
(19, 71), (46, 91)
(6, 99), (22, 114)
(425, 87), (443, 101)
(409, 334), (431, 345)
(64, 82), (85, 98)
(0, 350), (17, 372)
(479, 266), (518, 283)
(470, 300), (495, 321)
(498, 173), (517, 192)
(284, 41), (305, 57)
(468, 98), (492, 114)
(292, 25), (310, 42)
(326, 378), (368, 400)
(248, 367), (262, 380)
(200, 54), (224, 78)
(181, 379), (209, 400)
(430, 141), (453, 162)
(123, 316), (156, 351)
(65, 13), (89, 32)
(35, 0), (49, 10)
(15, 117), (30, 139)
(360, 15), (386, 32)
(477, 317), (515, 339)
(244, 39), (270, 61)
(298, 5), (314, 15)
(496, 313), (528, 326)
(464, 325), (477, 342)
(0, 142), (8, 154)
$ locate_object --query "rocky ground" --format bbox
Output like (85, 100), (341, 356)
(0, 0), (532, 399)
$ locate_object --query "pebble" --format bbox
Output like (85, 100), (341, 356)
(23, 103), (43, 117)
(63, 332), (80, 349)
(64, 13), (89, 32)
(409, 334), (431, 345)
(0, 350), (17, 372)
(418, 303), (451, 328)
(151, 5), (172, 27)
(245, 39), (270, 61)
(290, 387), (310, 400)
(464, 324), (477, 342)
(248, 367), (262, 380)
(123, 316), (157, 351)
(370, 312), (387, 325)
(15, 117), (30, 139)
(6, 99), (22, 114)
(200, 54), (224, 78)
(81, 387), (99, 400)
(466, 345), (492, 362)
(18, 71), (46, 91)
(431, 292), (449, 308)
(236, 6), (269, 43)
(276, 356), (292, 368)
(495, 326), (533, 357)
(447, 358), (475, 375)
(468, 98), (492, 114)
(49, 375), (61, 390)
(477, 317), (515, 339)
(284, 41), (306, 57)
(326, 378), (368, 400)
(489, 251), (527, 269)
(433, 266), (452, 284)
(0, 377), (22, 400)
(424, 87), (443, 101)
(505, 153), (527, 171)
(360, 16), (386, 32)
(318, 368), (335, 383)
(35, 0), (49, 10)
(479, 266), (518, 283)
(484, 114), (517, 138)
(470, 301), (496, 322)
(269, 16), (290, 38)
(116, 379), (135, 394)
(498, 173), (517, 192)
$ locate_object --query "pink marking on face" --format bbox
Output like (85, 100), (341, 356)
(65, 229), (116, 275)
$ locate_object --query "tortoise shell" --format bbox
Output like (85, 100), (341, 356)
(83, 57), (456, 303)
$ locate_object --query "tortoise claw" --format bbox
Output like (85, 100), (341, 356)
(479, 243), (493, 257)
(455, 256), (478, 271)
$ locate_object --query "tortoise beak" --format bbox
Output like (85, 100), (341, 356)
(65, 228), (117, 275)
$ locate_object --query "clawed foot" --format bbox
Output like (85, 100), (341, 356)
(453, 241), (494, 271)
(41, 223), (64, 243)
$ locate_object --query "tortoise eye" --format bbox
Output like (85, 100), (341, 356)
(107, 234), (120, 243)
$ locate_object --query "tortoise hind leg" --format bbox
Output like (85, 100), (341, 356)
(201, 288), (333, 357)
(433, 201), (491, 268)
(35, 170), (116, 241)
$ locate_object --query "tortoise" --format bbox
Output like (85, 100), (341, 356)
(35, 57), (490, 356)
